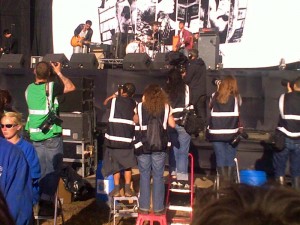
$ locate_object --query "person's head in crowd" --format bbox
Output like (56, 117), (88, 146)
(179, 20), (185, 30)
(34, 61), (51, 80)
(165, 68), (186, 100)
(1, 111), (22, 144)
(85, 20), (92, 29)
(121, 83), (136, 97)
(191, 184), (300, 225)
(0, 90), (13, 113)
(292, 77), (300, 91)
(142, 84), (169, 116)
(2, 29), (12, 38)
(188, 49), (199, 60)
(216, 75), (239, 104)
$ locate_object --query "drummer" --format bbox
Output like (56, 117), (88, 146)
(146, 21), (162, 52)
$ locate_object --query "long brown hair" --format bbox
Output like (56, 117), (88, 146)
(216, 75), (239, 104)
(143, 84), (169, 116)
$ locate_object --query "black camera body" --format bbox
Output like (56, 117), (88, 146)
(212, 78), (221, 86)
(39, 111), (63, 134)
(231, 131), (249, 147)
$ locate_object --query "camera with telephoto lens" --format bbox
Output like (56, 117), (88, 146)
(212, 78), (221, 86)
(231, 131), (249, 147)
(39, 111), (63, 134)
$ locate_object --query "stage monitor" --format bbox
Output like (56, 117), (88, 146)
(69, 53), (99, 69)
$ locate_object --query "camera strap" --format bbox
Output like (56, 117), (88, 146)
(45, 82), (54, 112)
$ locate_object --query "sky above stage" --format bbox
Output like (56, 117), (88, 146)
(53, 0), (300, 69)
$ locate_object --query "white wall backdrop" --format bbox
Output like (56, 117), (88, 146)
(53, 0), (300, 69)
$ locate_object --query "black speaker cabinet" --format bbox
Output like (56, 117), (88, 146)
(152, 53), (168, 70)
(60, 112), (92, 142)
(69, 53), (99, 69)
(198, 34), (220, 70)
(0, 54), (24, 68)
(123, 53), (151, 70)
(58, 77), (94, 112)
(43, 54), (69, 67)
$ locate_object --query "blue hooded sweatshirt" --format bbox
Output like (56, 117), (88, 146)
(0, 137), (33, 225)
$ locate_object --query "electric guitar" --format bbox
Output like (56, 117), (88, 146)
(70, 36), (91, 47)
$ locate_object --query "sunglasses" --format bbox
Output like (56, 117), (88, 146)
(0, 124), (18, 129)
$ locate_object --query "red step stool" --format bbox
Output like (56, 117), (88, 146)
(135, 213), (167, 225)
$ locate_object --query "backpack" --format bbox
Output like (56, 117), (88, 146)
(145, 116), (168, 151)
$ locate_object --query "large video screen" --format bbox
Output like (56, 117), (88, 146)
(53, 0), (300, 69)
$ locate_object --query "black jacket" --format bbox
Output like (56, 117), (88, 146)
(183, 58), (207, 105)
(74, 24), (93, 43)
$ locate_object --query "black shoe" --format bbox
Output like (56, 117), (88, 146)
(154, 208), (166, 215)
(125, 188), (135, 197)
(137, 208), (149, 215)
(109, 187), (121, 197)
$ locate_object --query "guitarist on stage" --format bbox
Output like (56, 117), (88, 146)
(72, 20), (93, 53)
(175, 21), (192, 57)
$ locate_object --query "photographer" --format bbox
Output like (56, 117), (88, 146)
(182, 49), (207, 133)
(207, 75), (242, 188)
(164, 68), (191, 189)
(25, 61), (75, 215)
(103, 83), (137, 197)
(273, 78), (300, 190)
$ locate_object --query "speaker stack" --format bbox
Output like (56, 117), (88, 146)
(0, 54), (24, 68)
(123, 53), (151, 71)
(59, 76), (96, 177)
(198, 33), (220, 70)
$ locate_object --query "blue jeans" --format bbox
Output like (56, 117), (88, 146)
(137, 152), (166, 212)
(212, 142), (237, 167)
(273, 137), (300, 178)
(169, 125), (191, 180)
(33, 136), (63, 199)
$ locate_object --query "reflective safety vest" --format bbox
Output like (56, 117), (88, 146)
(207, 93), (240, 142)
(25, 82), (62, 141)
(277, 92), (300, 138)
(170, 85), (193, 121)
(104, 97), (136, 149)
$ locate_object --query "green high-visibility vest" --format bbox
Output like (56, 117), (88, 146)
(25, 82), (62, 141)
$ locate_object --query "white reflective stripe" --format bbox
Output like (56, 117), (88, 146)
(167, 142), (171, 147)
(174, 117), (181, 121)
(278, 127), (300, 138)
(211, 96), (239, 117)
(140, 125), (147, 131)
(283, 115), (300, 120)
(109, 97), (117, 120)
(279, 94), (300, 120)
(208, 127), (239, 134)
(279, 94), (284, 117)
(172, 108), (184, 113)
(138, 103), (143, 126)
(109, 118), (135, 125)
(163, 104), (169, 129)
(105, 134), (133, 143)
(185, 85), (190, 107)
(134, 142), (143, 148)
(135, 126), (140, 131)
(29, 109), (49, 115)
(29, 128), (42, 133)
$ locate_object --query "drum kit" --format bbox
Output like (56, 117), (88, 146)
(125, 21), (167, 59)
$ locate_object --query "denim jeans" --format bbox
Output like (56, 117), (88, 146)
(169, 125), (191, 180)
(33, 136), (63, 199)
(212, 142), (237, 167)
(273, 137), (300, 178)
(137, 152), (166, 212)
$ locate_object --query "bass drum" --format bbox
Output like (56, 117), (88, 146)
(125, 41), (145, 54)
